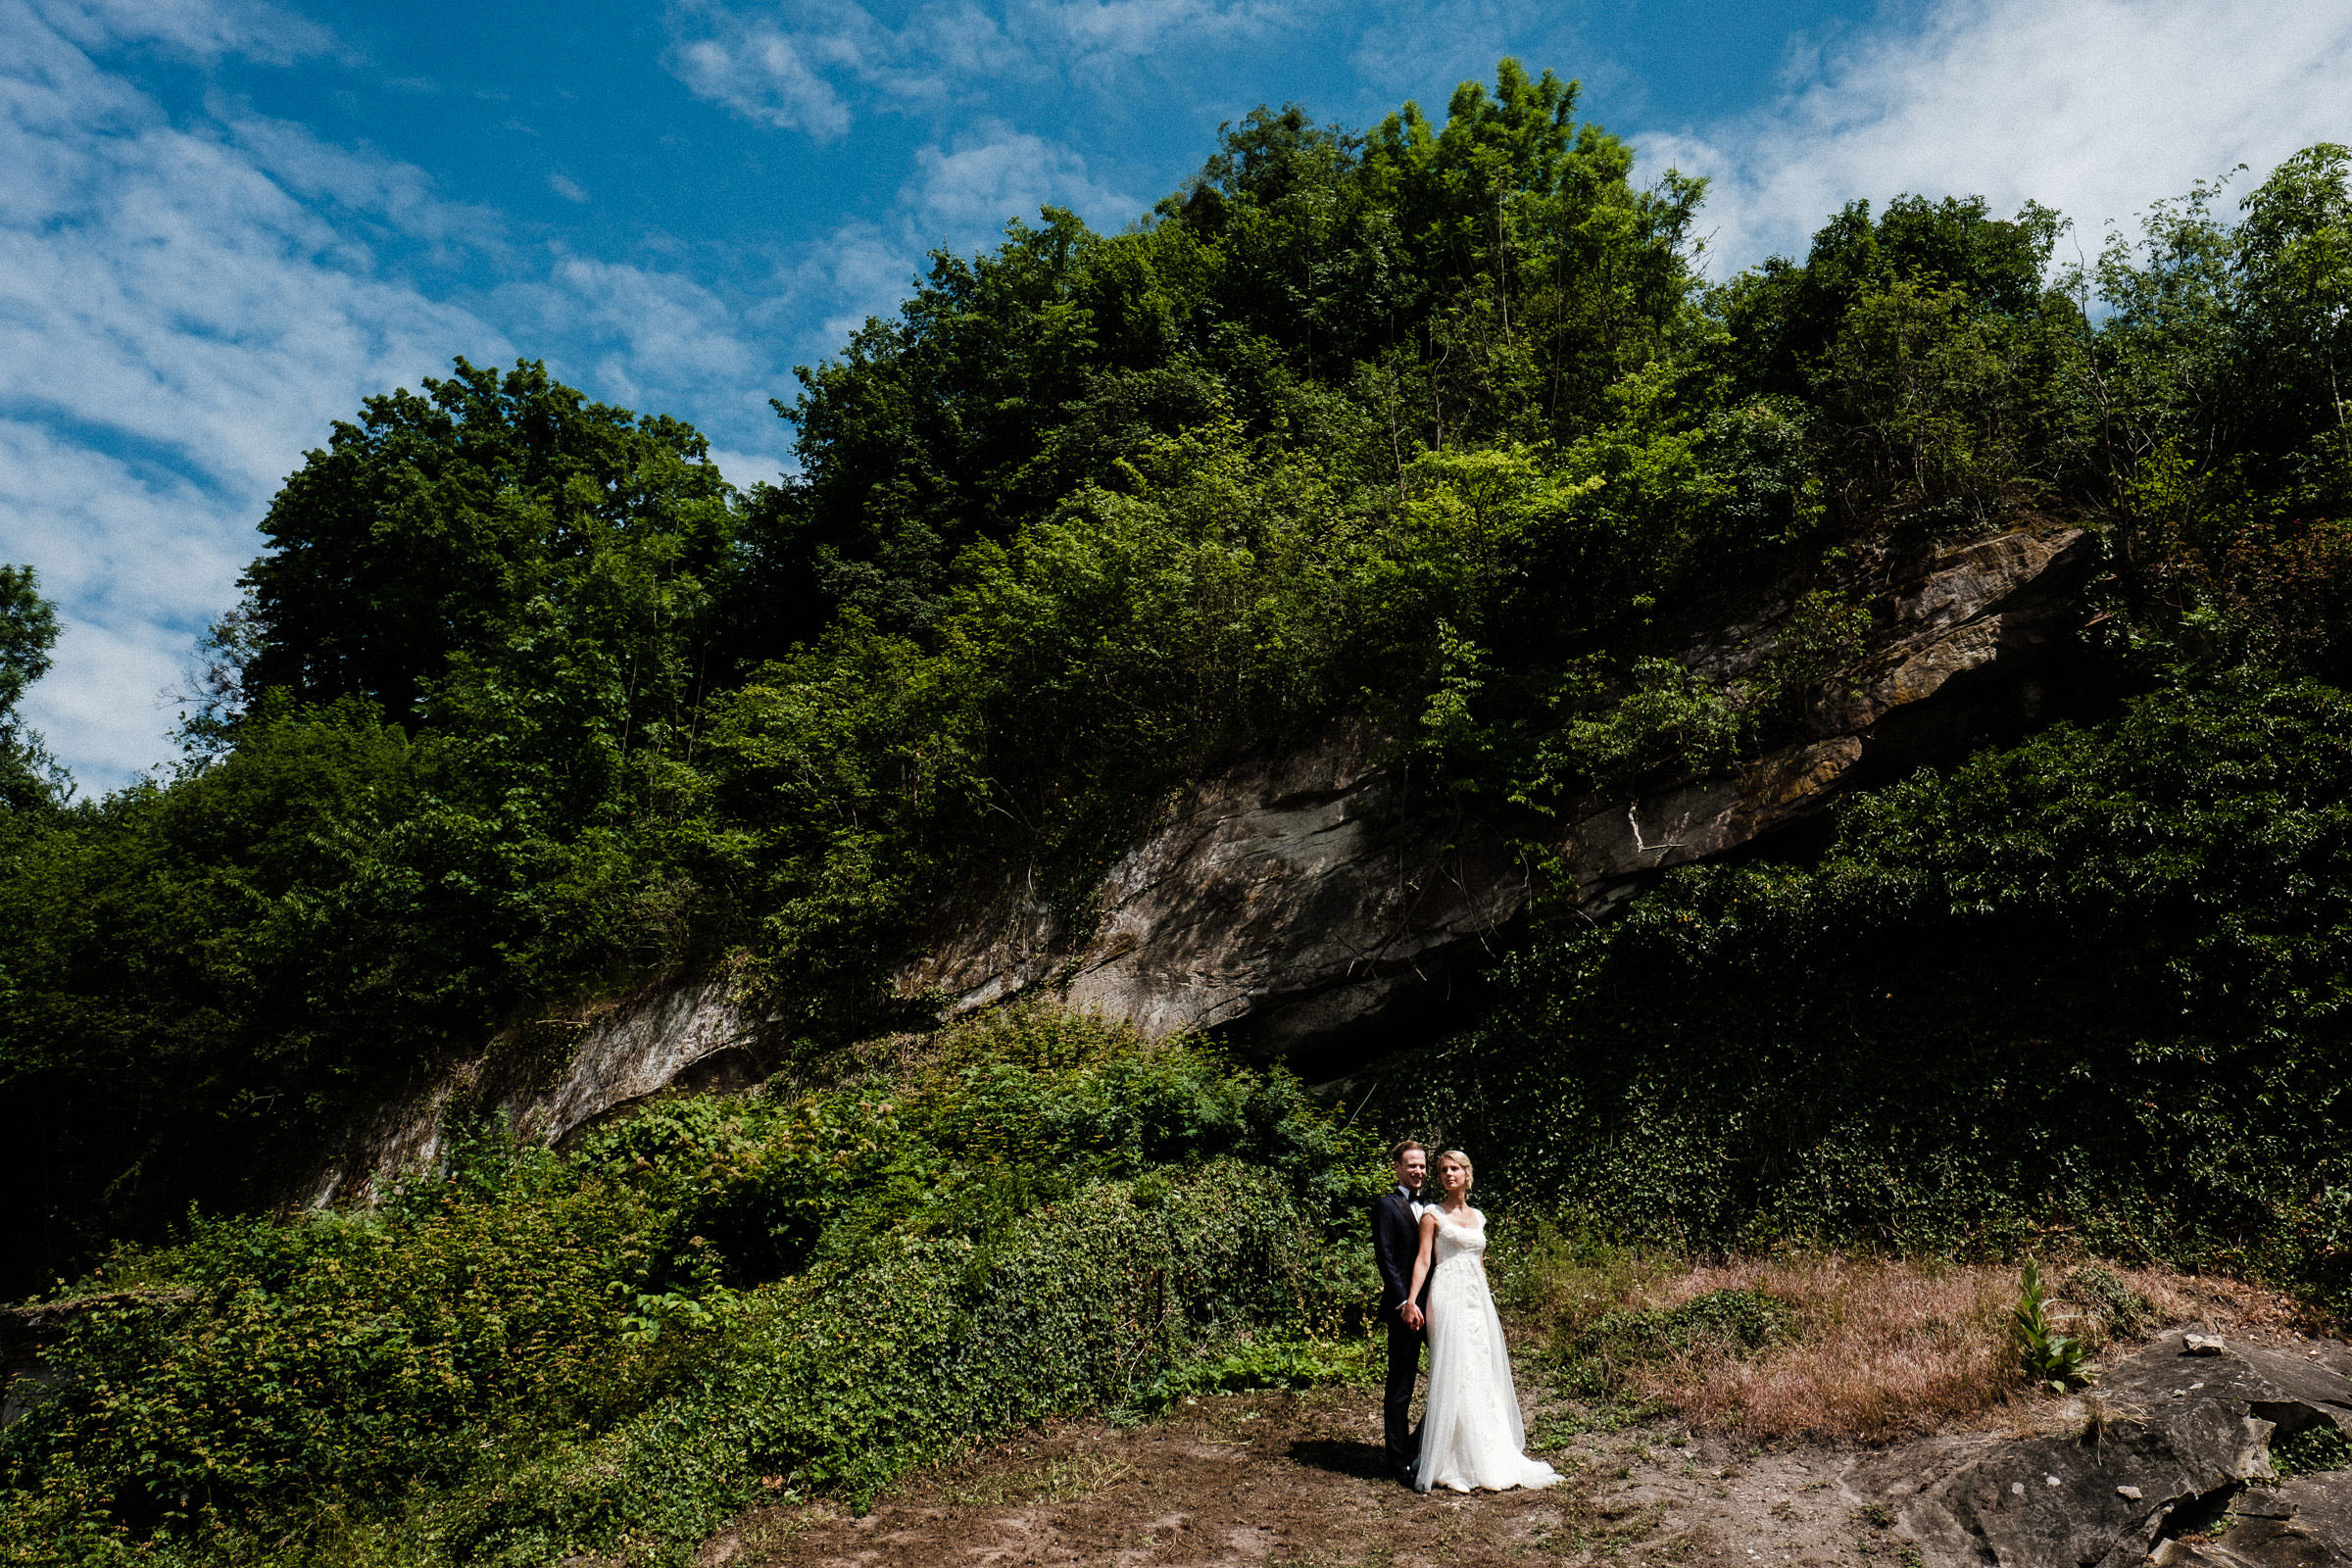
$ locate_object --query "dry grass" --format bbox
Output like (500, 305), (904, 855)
(1508, 1240), (2303, 1447)
(1629, 1257), (2018, 1443)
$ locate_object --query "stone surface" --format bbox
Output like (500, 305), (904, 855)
(300, 978), (762, 1207)
(1862, 1331), (2352, 1568)
(901, 518), (2095, 1053)
(1568, 735), (1863, 892)
(899, 716), (1532, 1054)
(2152, 1471), (2352, 1568)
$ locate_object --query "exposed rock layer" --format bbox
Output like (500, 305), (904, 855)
(903, 518), (2095, 1054)
(307, 518), (2095, 1190)
(302, 978), (762, 1206)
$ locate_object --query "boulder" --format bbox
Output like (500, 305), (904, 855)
(1864, 1331), (2352, 1568)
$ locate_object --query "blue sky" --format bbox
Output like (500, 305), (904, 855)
(6, 0), (2350, 792)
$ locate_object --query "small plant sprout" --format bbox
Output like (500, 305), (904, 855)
(2011, 1259), (2089, 1394)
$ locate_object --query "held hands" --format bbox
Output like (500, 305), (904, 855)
(1399, 1300), (1424, 1331)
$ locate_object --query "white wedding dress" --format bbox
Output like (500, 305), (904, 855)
(1414, 1205), (1560, 1494)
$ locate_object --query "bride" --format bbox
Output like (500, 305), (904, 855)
(1404, 1150), (1560, 1494)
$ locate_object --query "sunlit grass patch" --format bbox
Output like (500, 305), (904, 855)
(1503, 1238), (2284, 1445)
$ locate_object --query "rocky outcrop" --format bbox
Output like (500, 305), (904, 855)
(297, 517), (2099, 1192)
(1862, 1330), (2352, 1568)
(901, 518), (2098, 1053)
(299, 977), (765, 1207)
(2156, 1472), (2352, 1567)
(896, 718), (1531, 1054)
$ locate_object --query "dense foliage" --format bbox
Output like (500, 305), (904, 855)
(1, 1012), (1375, 1566)
(1376, 671), (2352, 1307)
(4, 59), (2352, 1563)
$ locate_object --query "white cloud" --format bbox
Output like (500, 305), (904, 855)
(768, 123), (1136, 367)
(500, 256), (769, 432)
(0, 420), (248, 787)
(548, 171), (589, 203)
(663, 0), (1301, 137)
(0, 0), (795, 791)
(780, 217), (925, 352)
(1639, 0), (2352, 276)
(909, 121), (1129, 235)
(1, 0), (514, 789)
(0, 9), (505, 498)
(27, 0), (337, 65)
(1037, 0), (1287, 72)
(666, 1), (864, 138)
(1342, 0), (1559, 100)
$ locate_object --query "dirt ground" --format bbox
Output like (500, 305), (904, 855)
(697, 1382), (1923, 1568)
(692, 1280), (2343, 1568)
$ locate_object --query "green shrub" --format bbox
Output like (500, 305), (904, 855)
(2061, 1265), (2154, 1339)
(1556, 1289), (1788, 1396)
(0, 1022), (1376, 1567)
(1128, 1335), (1380, 1412)
(2273, 1422), (2352, 1476)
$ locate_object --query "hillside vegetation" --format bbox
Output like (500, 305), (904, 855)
(3, 62), (2351, 1566)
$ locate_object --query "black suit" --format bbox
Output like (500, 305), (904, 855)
(1372, 1187), (1431, 1481)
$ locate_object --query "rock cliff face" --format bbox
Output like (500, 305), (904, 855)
(303, 517), (2096, 1193)
(902, 518), (2096, 1054)
(302, 978), (763, 1206)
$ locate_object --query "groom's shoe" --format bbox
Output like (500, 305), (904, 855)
(1394, 1439), (1421, 1489)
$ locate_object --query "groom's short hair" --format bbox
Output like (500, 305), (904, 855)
(1391, 1139), (1427, 1164)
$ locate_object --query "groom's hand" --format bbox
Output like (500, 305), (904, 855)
(1400, 1301), (1423, 1330)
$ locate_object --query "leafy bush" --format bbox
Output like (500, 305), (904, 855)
(1127, 1336), (1379, 1413)
(2273, 1422), (2352, 1476)
(0, 1020), (1378, 1567)
(2061, 1264), (2155, 1338)
(1556, 1290), (1788, 1397)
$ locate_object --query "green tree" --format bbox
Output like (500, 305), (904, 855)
(753, 62), (1703, 645)
(240, 358), (738, 730)
(0, 564), (64, 810)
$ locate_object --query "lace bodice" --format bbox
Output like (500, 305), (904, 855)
(1428, 1205), (1487, 1271)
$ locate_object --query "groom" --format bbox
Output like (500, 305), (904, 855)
(1372, 1140), (1431, 1487)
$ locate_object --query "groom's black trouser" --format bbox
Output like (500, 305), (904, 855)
(1383, 1311), (1424, 1478)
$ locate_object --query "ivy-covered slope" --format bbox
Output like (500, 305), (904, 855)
(1376, 671), (2352, 1305)
(2, 1014), (1374, 1568)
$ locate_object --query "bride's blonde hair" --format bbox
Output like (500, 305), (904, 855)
(1437, 1149), (1473, 1193)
